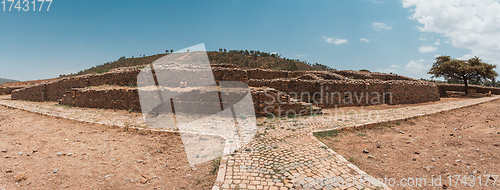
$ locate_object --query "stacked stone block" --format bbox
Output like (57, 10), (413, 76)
(437, 83), (500, 96)
(60, 88), (141, 111)
(11, 63), (442, 116)
(58, 86), (310, 116)
(248, 78), (439, 107)
(0, 87), (21, 95)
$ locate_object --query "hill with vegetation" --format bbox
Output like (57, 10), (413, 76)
(0, 78), (18, 84)
(60, 50), (335, 77)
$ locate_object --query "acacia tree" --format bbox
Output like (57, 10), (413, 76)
(428, 55), (498, 94)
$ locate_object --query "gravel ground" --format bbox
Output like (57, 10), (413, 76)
(0, 106), (217, 190)
(317, 99), (500, 190)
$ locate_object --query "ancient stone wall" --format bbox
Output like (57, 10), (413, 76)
(387, 80), (440, 104)
(333, 70), (416, 81)
(0, 87), (21, 95)
(87, 70), (139, 87)
(59, 86), (312, 116)
(11, 84), (46, 101)
(12, 67), (141, 102)
(45, 77), (88, 101)
(250, 87), (313, 116)
(212, 68), (248, 82)
(437, 83), (500, 97)
(247, 69), (288, 80)
(60, 88), (141, 111)
(288, 71), (348, 80)
(248, 78), (439, 107)
(213, 68), (350, 81)
(0, 78), (58, 95)
(12, 64), (440, 115)
(12, 66), (426, 102)
(0, 78), (57, 88)
(210, 63), (239, 68)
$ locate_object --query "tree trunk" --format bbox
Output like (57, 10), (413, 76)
(464, 78), (469, 94)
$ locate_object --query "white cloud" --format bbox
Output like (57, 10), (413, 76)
(403, 0), (500, 65)
(360, 38), (370, 43)
(322, 36), (348, 45)
(405, 59), (431, 73)
(371, 22), (392, 31)
(390, 65), (401, 69)
(433, 41), (441, 46)
(458, 54), (474, 60)
(419, 45), (437, 53)
(334, 39), (348, 45)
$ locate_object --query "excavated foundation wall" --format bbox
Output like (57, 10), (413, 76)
(212, 68), (350, 82)
(437, 83), (500, 97)
(248, 79), (439, 107)
(59, 87), (311, 116)
(11, 67), (348, 101)
(60, 88), (141, 111)
(12, 67), (140, 102)
(332, 70), (416, 81)
(12, 66), (440, 115)
(0, 78), (59, 95)
(0, 87), (21, 95)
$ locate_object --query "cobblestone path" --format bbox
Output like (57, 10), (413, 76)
(1, 95), (498, 190)
(214, 96), (499, 190)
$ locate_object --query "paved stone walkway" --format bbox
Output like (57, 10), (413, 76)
(1, 95), (498, 190)
(214, 95), (499, 190)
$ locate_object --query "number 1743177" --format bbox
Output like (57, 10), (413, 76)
(448, 175), (498, 187)
(2, 0), (52, 12)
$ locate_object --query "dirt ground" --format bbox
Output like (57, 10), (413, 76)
(0, 106), (217, 190)
(317, 99), (500, 190)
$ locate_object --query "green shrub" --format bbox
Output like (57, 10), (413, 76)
(96, 69), (109, 74)
(210, 157), (221, 175)
(313, 129), (340, 138)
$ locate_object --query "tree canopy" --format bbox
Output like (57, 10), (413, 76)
(428, 55), (498, 93)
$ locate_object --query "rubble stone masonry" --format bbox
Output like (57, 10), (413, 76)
(437, 83), (500, 97)
(0, 87), (21, 95)
(58, 86), (312, 117)
(11, 64), (442, 116)
(12, 67), (140, 102)
(248, 78), (439, 107)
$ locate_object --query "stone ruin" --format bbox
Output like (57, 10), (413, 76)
(5, 63), (443, 116)
(436, 83), (500, 97)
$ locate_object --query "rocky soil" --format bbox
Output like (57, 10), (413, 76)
(0, 106), (217, 190)
(318, 99), (500, 189)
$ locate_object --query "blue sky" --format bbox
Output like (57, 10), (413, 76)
(1, 0), (498, 81)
